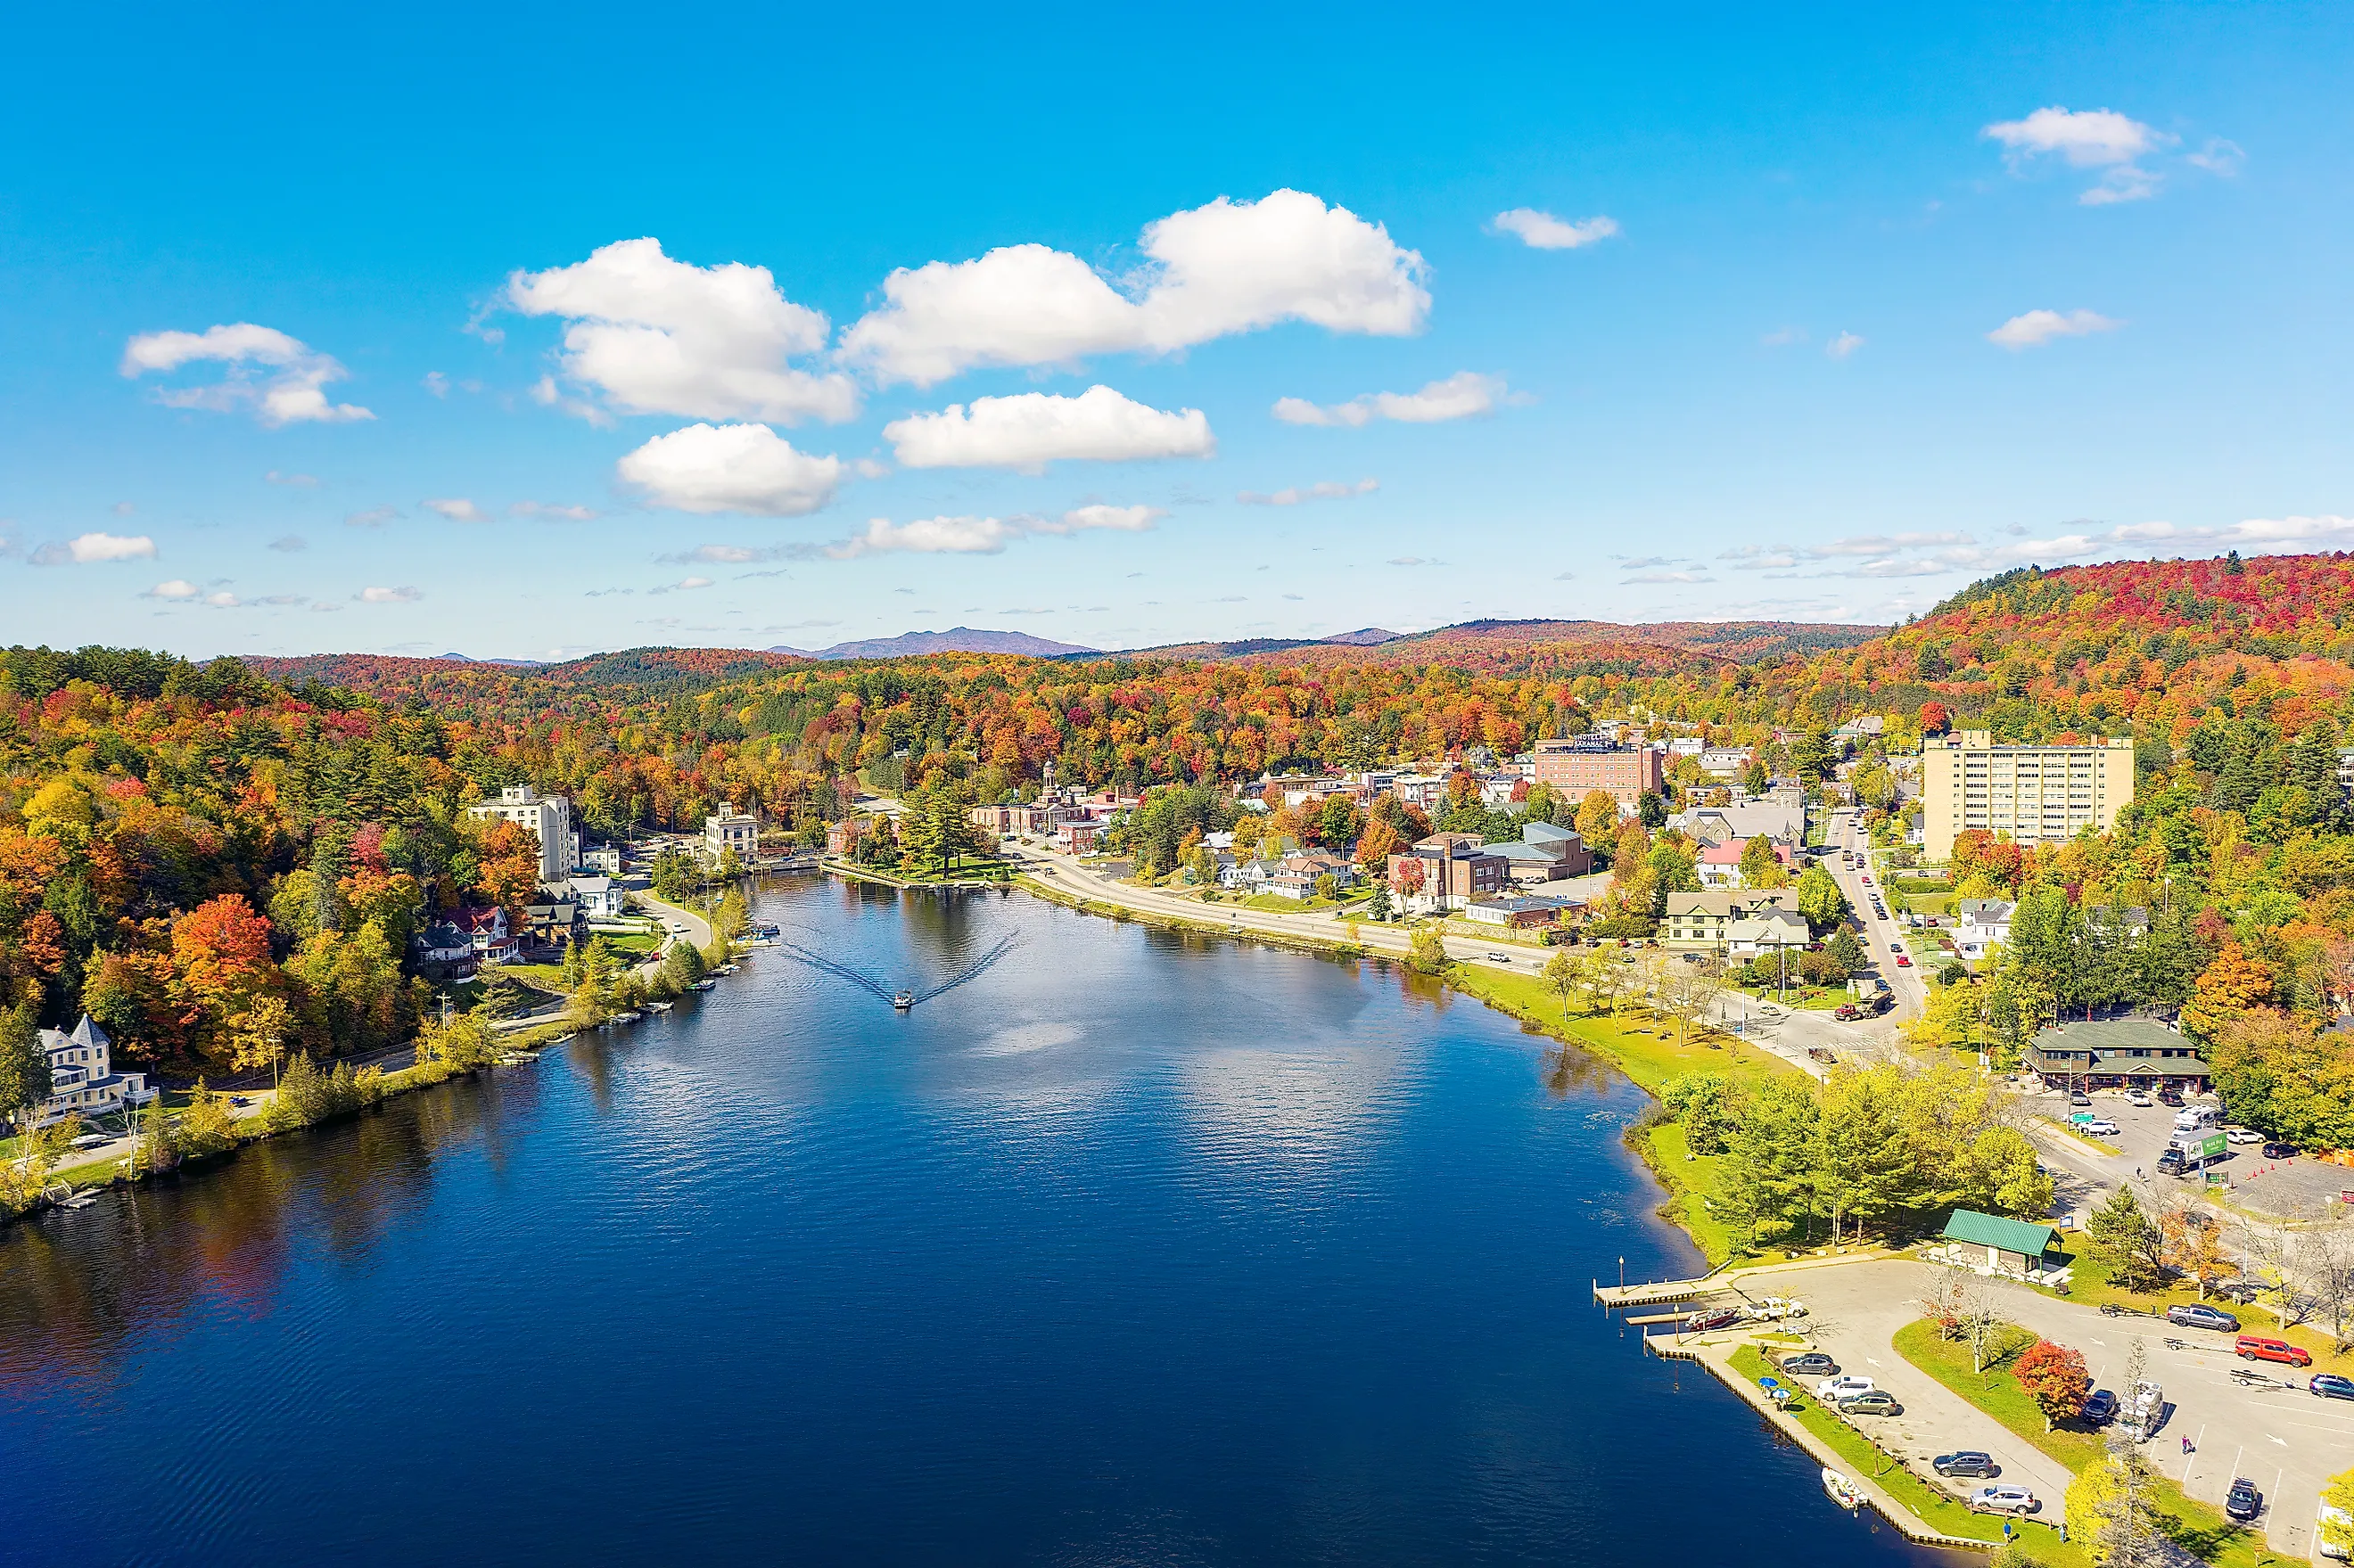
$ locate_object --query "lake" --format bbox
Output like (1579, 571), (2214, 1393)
(0, 877), (1949, 1564)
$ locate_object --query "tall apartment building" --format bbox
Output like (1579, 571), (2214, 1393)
(1531, 739), (1665, 809)
(1920, 731), (2134, 859)
(466, 784), (577, 883)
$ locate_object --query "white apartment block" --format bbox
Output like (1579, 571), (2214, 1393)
(1920, 731), (2134, 859)
(704, 803), (759, 863)
(466, 784), (577, 883)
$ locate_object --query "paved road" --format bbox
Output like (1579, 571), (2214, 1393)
(1734, 1256), (2354, 1559)
(1827, 809), (1928, 1021)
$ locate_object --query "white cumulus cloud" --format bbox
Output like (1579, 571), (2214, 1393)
(885, 385), (1214, 472)
(145, 579), (201, 599)
(1237, 479), (1379, 505)
(1987, 308), (2124, 349)
(121, 323), (374, 426)
(1825, 332), (1865, 360)
(1983, 106), (2175, 205)
(839, 189), (1428, 387)
(357, 586), (422, 603)
(1491, 209), (1620, 250)
(506, 237), (858, 424)
(616, 423), (844, 516)
(1272, 371), (1508, 427)
(30, 531), (158, 566)
(424, 497), (488, 522)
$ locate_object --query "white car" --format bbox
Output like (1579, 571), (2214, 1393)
(2225, 1128), (2261, 1145)
(1971, 1485), (2041, 1515)
(1817, 1374), (1876, 1401)
(2081, 1118), (2122, 1137)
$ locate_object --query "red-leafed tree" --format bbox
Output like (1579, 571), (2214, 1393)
(2014, 1339), (2090, 1431)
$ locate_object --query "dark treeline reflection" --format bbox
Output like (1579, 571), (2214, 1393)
(0, 1063), (537, 1396)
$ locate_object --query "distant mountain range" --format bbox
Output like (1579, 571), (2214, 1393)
(768, 627), (1101, 661)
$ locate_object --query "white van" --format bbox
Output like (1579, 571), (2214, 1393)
(2173, 1105), (2218, 1131)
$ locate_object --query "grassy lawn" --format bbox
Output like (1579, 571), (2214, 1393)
(1725, 1344), (2039, 1554)
(1238, 893), (1338, 913)
(1649, 1121), (1747, 1263)
(1892, 1318), (2292, 1568)
(1733, 982), (1851, 1012)
(1444, 965), (1798, 1095)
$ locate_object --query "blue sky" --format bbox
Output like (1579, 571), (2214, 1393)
(3, 3), (2349, 660)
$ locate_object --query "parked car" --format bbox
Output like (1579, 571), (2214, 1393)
(1486, 952), (1511, 963)
(2310, 1374), (2354, 1402)
(2263, 1141), (2298, 1160)
(2237, 1334), (2313, 1367)
(2079, 1389), (2119, 1425)
(1779, 1352), (1838, 1378)
(2070, 1092), (2094, 1107)
(2225, 1477), (2262, 1523)
(1817, 1375), (1876, 1401)
(2167, 1303), (2241, 1333)
(1934, 1451), (1999, 1478)
(2127, 1091), (2153, 1107)
(2321, 1502), (2352, 1562)
(2157, 1088), (2184, 1106)
(2226, 1127), (2261, 1145)
(2079, 1118), (2121, 1137)
(1969, 1485), (2040, 1515)
(1838, 1390), (1903, 1417)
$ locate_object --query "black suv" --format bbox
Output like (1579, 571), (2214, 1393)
(1934, 1451), (1999, 1478)
(1779, 1352), (1838, 1378)
(2225, 1478), (2261, 1523)
(2079, 1389), (2119, 1425)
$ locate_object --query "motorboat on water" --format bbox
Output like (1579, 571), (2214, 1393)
(1821, 1468), (1861, 1510)
(646, 1000), (674, 1013)
(893, 990), (915, 1011)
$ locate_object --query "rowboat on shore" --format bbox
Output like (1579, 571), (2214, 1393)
(1821, 1468), (1861, 1510)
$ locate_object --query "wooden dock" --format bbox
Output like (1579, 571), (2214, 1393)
(1593, 1277), (1734, 1309)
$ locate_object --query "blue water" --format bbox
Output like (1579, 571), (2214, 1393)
(0, 879), (1947, 1564)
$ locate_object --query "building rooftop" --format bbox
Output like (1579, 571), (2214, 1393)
(1941, 1209), (2059, 1258)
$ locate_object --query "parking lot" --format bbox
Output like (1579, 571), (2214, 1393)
(2034, 1088), (2354, 1219)
(1721, 1257), (2354, 1559)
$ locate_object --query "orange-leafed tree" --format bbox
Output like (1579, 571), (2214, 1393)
(2182, 940), (2274, 1043)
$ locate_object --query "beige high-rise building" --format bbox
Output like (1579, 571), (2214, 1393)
(1920, 731), (2135, 859)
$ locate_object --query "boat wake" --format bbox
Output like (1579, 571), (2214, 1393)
(772, 934), (1018, 1010)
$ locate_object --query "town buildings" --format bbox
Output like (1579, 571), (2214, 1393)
(31, 1016), (152, 1125)
(465, 785), (578, 883)
(1386, 833), (1509, 913)
(1659, 891), (1805, 953)
(1531, 738), (1665, 808)
(2024, 1017), (2208, 1093)
(1919, 731), (2135, 859)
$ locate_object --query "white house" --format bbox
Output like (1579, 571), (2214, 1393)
(567, 875), (627, 920)
(1727, 907), (1811, 957)
(33, 1016), (152, 1125)
(1953, 899), (2016, 962)
(466, 785), (578, 883)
